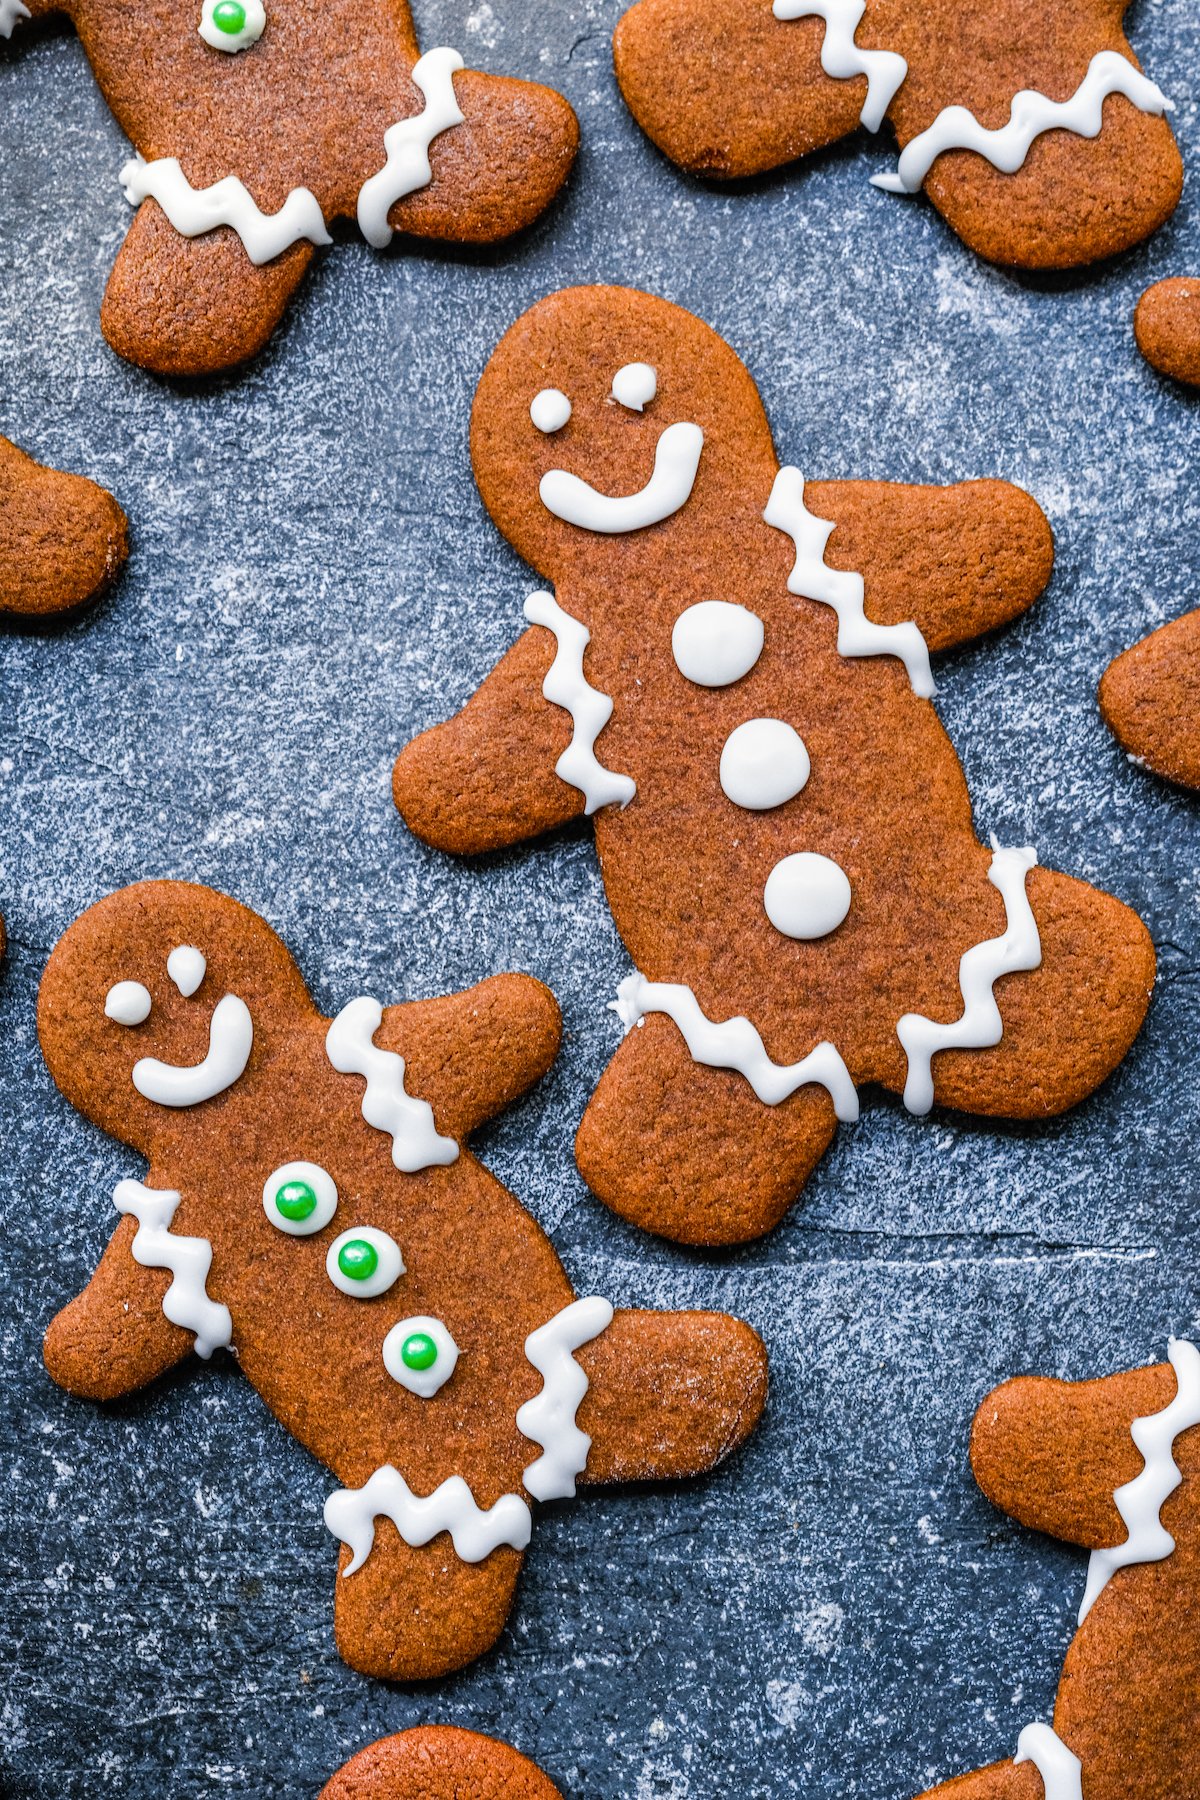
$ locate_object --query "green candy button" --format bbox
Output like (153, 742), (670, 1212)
(212, 0), (247, 33)
(400, 1332), (438, 1372)
(337, 1237), (380, 1282)
(274, 1178), (318, 1223)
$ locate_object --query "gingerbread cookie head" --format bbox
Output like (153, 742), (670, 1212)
(320, 1727), (563, 1799)
(1100, 609), (1200, 793)
(8, 0), (577, 375)
(1135, 278), (1200, 387)
(612, 0), (1181, 270)
(0, 434), (128, 621)
(41, 881), (768, 1678)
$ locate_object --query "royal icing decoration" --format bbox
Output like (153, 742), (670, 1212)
(0, 0), (30, 37)
(523, 590), (636, 814)
(615, 974), (859, 1119)
(325, 1225), (405, 1298)
(105, 980), (152, 1026)
(167, 944), (206, 997)
(764, 851), (851, 940)
(325, 1467), (532, 1571)
(262, 1160), (338, 1236)
(516, 1296), (614, 1502)
(1078, 1336), (1200, 1623)
(1013, 1723), (1083, 1800)
(719, 718), (810, 810)
(383, 1315), (460, 1398)
(897, 842), (1039, 1116)
(114, 1178), (232, 1359)
(357, 47), (466, 249)
(874, 52), (1174, 196)
(765, 467), (935, 697)
(325, 996), (459, 1172)
(611, 362), (657, 411)
(198, 0), (265, 53)
(131, 992), (253, 1107)
(119, 156), (331, 266)
(531, 389), (572, 433)
(672, 600), (764, 688)
(771, 0), (907, 133)
(541, 421), (704, 533)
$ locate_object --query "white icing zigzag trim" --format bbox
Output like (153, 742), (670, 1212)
(324, 1466), (532, 1572)
(517, 1296), (614, 1501)
(120, 156), (331, 266)
(772, 0), (907, 133)
(764, 467), (936, 698)
(358, 47), (466, 249)
(1013, 1724), (1082, 1800)
(615, 973), (859, 1120)
(325, 996), (459, 1173)
(524, 590), (637, 815)
(897, 843), (1040, 1117)
(0, 0), (31, 39)
(1079, 1336), (1200, 1623)
(873, 51), (1174, 196)
(114, 1178), (232, 1360)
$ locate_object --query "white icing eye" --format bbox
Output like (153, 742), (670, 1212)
(198, 0), (265, 51)
(382, 1314), (460, 1397)
(672, 601), (764, 687)
(611, 362), (656, 411)
(764, 852), (851, 941)
(263, 1160), (338, 1237)
(326, 1226), (404, 1298)
(531, 389), (571, 434)
(105, 981), (152, 1026)
(720, 719), (810, 811)
(167, 944), (206, 997)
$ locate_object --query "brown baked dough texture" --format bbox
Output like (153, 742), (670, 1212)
(392, 286), (1155, 1248)
(612, 0), (1181, 270)
(912, 1350), (1198, 1799)
(1135, 278), (1200, 386)
(39, 880), (767, 1680)
(1, 433), (128, 620)
(9, 0), (577, 376)
(319, 1726), (563, 1799)
(1100, 610), (1200, 791)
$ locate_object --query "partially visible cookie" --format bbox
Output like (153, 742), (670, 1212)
(1135, 278), (1200, 386)
(319, 1727), (562, 1799)
(1, 434), (128, 620)
(1099, 609), (1200, 790)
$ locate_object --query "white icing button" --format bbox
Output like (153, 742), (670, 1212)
(764, 853), (851, 940)
(611, 362), (656, 411)
(531, 388), (571, 433)
(382, 1315), (460, 1398)
(720, 719), (810, 811)
(198, 0), (265, 52)
(326, 1226), (404, 1298)
(262, 1160), (338, 1237)
(167, 944), (206, 997)
(105, 980), (152, 1026)
(672, 600), (764, 688)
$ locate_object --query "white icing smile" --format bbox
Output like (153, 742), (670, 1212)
(132, 992), (254, 1107)
(540, 421), (704, 534)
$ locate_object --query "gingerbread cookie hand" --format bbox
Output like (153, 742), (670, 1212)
(1135, 278), (1200, 387)
(1100, 609), (1200, 792)
(40, 880), (766, 1678)
(0, 433), (128, 621)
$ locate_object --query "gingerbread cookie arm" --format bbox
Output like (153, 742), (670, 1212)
(576, 1308), (768, 1481)
(970, 1362), (1179, 1550)
(0, 433), (128, 621)
(332, 1531), (524, 1680)
(393, 628), (586, 853)
(43, 1212), (193, 1402)
(1099, 610), (1200, 791)
(320, 1727), (564, 1800)
(808, 479), (1054, 654)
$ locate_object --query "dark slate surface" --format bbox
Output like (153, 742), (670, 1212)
(1, 3), (1198, 1795)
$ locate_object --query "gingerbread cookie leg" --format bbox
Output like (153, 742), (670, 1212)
(332, 1530), (525, 1681)
(576, 1013), (840, 1246)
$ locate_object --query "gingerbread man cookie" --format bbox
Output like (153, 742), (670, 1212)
(393, 286), (1155, 1248)
(612, 0), (1180, 270)
(320, 1726), (562, 1799)
(1, 433), (128, 620)
(913, 1337), (1200, 1799)
(40, 880), (767, 1679)
(3, 1), (577, 375)
(1135, 279), (1200, 387)
(1100, 611), (1200, 792)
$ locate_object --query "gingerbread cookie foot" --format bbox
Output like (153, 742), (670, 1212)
(0, 433), (127, 620)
